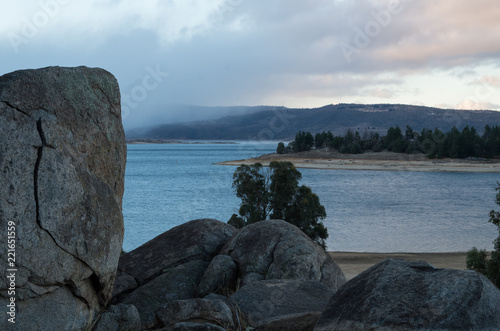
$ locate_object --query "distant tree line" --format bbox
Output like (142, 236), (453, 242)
(277, 125), (500, 159)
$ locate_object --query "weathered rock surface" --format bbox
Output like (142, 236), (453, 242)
(115, 219), (237, 293)
(230, 279), (335, 329)
(315, 259), (500, 331)
(0, 67), (125, 330)
(220, 220), (346, 290)
(114, 219), (237, 327)
(112, 270), (139, 299)
(156, 298), (234, 330)
(93, 304), (141, 331)
(120, 260), (209, 327)
(264, 312), (322, 331)
(197, 254), (238, 297)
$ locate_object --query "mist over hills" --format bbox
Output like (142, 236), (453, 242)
(125, 104), (500, 141)
(122, 104), (267, 130)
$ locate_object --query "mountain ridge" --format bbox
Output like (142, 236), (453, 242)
(126, 103), (500, 140)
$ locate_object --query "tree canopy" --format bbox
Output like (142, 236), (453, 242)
(229, 161), (329, 249)
(466, 182), (500, 288)
(231, 163), (270, 225)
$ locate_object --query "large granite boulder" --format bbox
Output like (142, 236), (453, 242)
(0, 67), (126, 330)
(220, 219), (346, 290)
(230, 279), (334, 330)
(315, 259), (500, 330)
(115, 219), (237, 292)
(114, 219), (237, 327)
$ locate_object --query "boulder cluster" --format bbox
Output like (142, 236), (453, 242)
(110, 219), (346, 330)
(1, 67), (500, 331)
(108, 220), (500, 331)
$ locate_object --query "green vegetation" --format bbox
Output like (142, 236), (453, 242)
(466, 182), (500, 288)
(291, 131), (315, 152)
(229, 161), (328, 249)
(277, 125), (500, 159)
(418, 125), (500, 158)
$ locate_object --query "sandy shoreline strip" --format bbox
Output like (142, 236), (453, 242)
(216, 155), (500, 173)
(328, 252), (468, 280)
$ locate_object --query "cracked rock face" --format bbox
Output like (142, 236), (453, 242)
(0, 66), (126, 330)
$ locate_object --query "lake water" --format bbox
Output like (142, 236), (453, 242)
(123, 142), (499, 253)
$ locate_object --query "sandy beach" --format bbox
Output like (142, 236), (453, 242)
(328, 252), (468, 280)
(216, 150), (500, 173)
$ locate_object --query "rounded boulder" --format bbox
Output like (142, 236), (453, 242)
(315, 259), (500, 330)
(220, 219), (346, 290)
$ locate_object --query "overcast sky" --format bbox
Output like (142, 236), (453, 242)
(1, 0), (499, 129)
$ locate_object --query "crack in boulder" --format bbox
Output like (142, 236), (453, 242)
(33, 117), (104, 303)
(1, 100), (31, 117)
(34, 118), (44, 230)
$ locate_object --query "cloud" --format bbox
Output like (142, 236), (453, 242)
(470, 75), (500, 87)
(374, 0), (500, 67)
(366, 87), (395, 99)
(338, 1), (500, 69)
(1, 0), (236, 51)
(1, 0), (500, 129)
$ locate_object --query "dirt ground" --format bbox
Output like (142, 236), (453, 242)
(328, 252), (468, 280)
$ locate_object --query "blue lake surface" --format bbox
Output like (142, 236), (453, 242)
(123, 142), (499, 253)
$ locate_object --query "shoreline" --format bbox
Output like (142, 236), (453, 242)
(216, 151), (500, 173)
(127, 139), (238, 144)
(328, 251), (469, 280)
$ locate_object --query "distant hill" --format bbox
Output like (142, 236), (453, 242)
(125, 104), (500, 140)
(122, 104), (268, 131)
